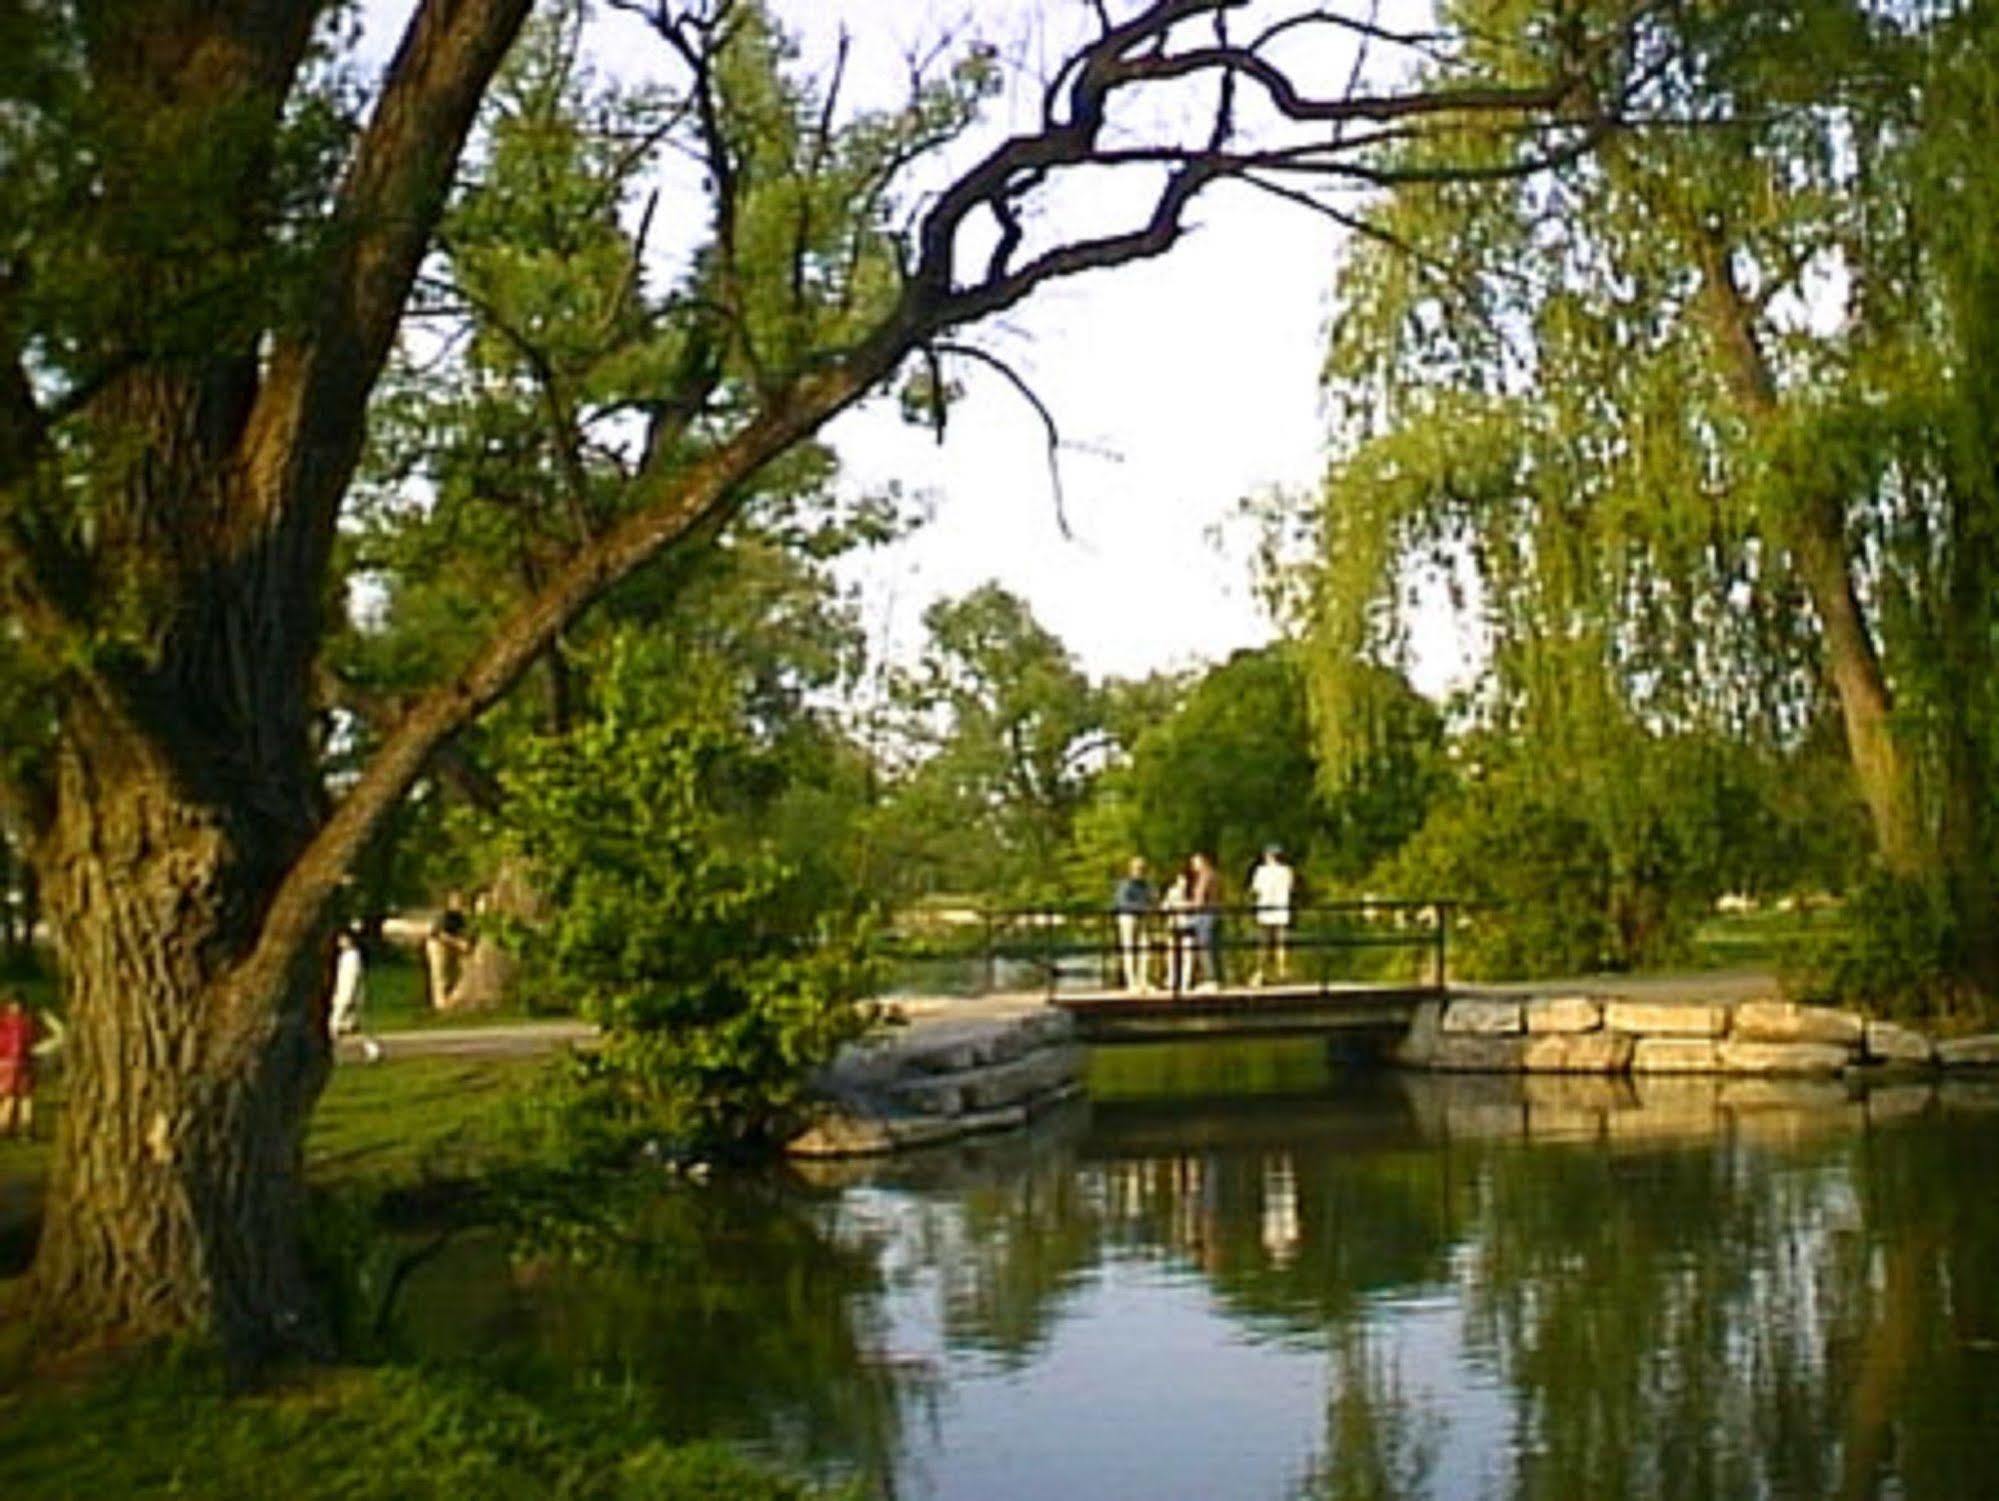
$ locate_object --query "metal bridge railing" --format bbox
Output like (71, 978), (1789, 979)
(875, 900), (1454, 1001)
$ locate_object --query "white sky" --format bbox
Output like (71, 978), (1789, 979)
(825, 181), (1341, 685)
(355, 0), (1476, 696)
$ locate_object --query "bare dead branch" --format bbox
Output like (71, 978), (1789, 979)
(934, 339), (1073, 539)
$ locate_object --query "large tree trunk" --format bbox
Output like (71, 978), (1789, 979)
(30, 702), (332, 1366)
(1697, 240), (1931, 882)
(1790, 511), (1931, 882)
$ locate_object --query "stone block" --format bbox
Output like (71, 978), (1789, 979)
(1606, 1000), (1728, 1038)
(1391, 1000), (1445, 1069)
(960, 1045), (1083, 1111)
(1024, 1009), (1077, 1045)
(1611, 1078), (1720, 1140)
(1631, 1037), (1722, 1073)
(1441, 999), (1524, 1036)
(1431, 1034), (1528, 1072)
(883, 1115), (973, 1149)
(1525, 995), (1604, 1034)
(1939, 1079), (1999, 1113)
(888, 1076), (966, 1116)
(904, 1041), (982, 1076)
(1865, 1020), (1938, 1068)
(1716, 1040), (1852, 1076)
(786, 1110), (892, 1158)
(1938, 1034), (1999, 1069)
(1732, 1000), (1864, 1047)
(1523, 1031), (1634, 1074)
(1864, 1084), (1936, 1124)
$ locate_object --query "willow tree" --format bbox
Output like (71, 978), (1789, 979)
(1300, 1), (1999, 999)
(0, 0), (1667, 1362)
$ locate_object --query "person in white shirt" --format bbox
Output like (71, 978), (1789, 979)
(1250, 846), (1296, 985)
(330, 927), (383, 1062)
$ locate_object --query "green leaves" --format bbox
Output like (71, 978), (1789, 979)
(491, 631), (880, 1160)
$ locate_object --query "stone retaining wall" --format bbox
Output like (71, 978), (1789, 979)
(1394, 993), (1999, 1078)
(788, 999), (1083, 1159)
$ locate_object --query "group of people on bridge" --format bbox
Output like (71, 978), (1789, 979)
(1110, 848), (1296, 995)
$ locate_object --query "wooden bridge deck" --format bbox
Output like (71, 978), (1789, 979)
(1050, 982), (1437, 1044)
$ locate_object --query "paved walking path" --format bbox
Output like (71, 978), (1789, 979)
(337, 995), (1054, 1064)
(340, 973), (1785, 1064)
(337, 1017), (595, 1063)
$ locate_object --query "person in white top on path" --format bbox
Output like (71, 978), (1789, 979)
(330, 926), (383, 1063)
(1250, 846), (1296, 985)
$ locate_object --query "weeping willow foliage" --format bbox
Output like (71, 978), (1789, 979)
(1296, 1), (1999, 983)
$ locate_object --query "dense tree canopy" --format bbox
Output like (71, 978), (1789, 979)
(0, 0), (1663, 1363)
(1291, 0), (1999, 1006)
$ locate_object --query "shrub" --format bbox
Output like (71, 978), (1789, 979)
(491, 637), (882, 1163)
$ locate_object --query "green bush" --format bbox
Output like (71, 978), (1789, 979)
(1801, 874), (1975, 1027)
(491, 637), (881, 1163)
(1379, 783), (1616, 979)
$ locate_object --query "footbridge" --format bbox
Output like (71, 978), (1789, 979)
(883, 900), (1452, 1046)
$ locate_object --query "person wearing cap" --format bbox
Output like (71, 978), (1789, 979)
(1250, 845), (1296, 985)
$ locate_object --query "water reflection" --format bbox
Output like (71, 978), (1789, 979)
(399, 1044), (1999, 1500)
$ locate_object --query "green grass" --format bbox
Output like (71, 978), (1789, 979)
(3, 945), (568, 1035)
(1688, 905), (1849, 971)
(0, 1055), (547, 1276)
(0, 1361), (853, 1501)
(0, 1056), (869, 1498)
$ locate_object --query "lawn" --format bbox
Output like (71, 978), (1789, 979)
(0, 1053), (548, 1277)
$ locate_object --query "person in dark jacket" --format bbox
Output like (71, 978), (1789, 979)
(1112, 857), (1156, 992)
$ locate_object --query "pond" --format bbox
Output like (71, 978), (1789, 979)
(401, 1041), (1999, 1500)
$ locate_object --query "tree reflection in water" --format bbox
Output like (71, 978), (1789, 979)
(396, 1181), (916, 1491)
(394, 1043), (1999, 1501)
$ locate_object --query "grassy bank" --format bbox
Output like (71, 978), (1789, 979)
(0, 1050), (864, 1499)
(0, 1055), (543, 1263)
(3, 1361), (850, 1500)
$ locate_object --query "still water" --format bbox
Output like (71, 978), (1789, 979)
(404, 1042), (1999, 1500)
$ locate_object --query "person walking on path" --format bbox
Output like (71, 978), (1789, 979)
(425, 890), (474, 1010)
(1189, 851), (1224, 991)
(1250, 846), (1296, 985)
(0, 991), (62, 1139)
(329, 927), (383, 1063)
(1112, 857), (1156, 992)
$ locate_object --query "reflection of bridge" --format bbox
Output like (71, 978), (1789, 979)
(885, 901), (1452, 1045)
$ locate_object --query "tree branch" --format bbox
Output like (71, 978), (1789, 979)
(933, 341), (1072, 538)
(234, 0), (534, 558)
(229, 0), (1671, 1012)
(227, 356), (884, 1009)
